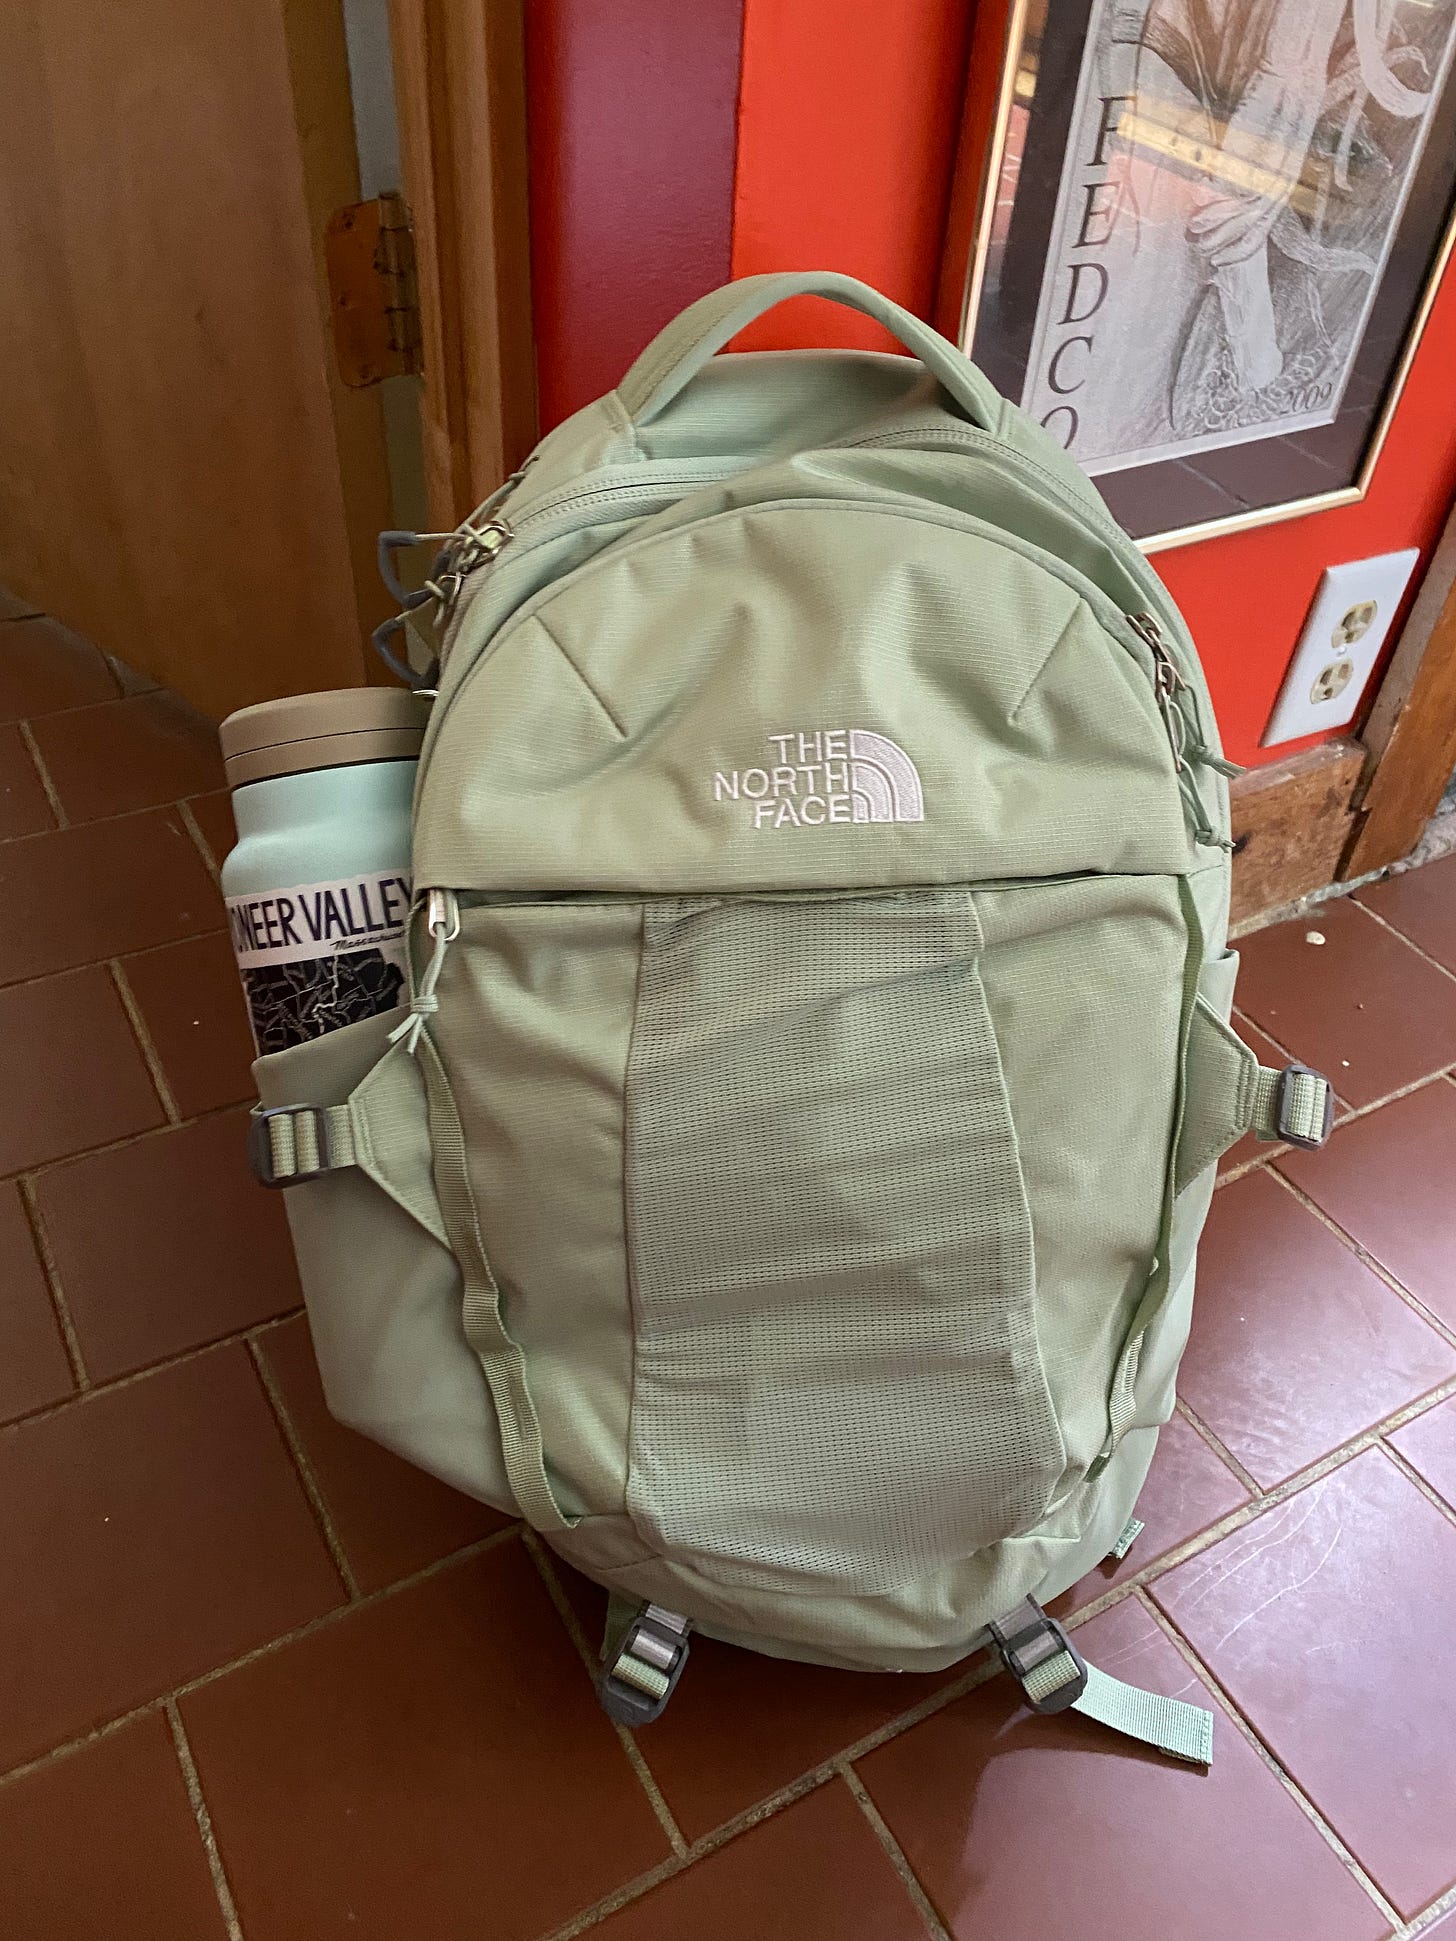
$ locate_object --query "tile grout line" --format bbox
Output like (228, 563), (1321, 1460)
(0, 923), (230, 1008)
(0, 791), (228, 869)
(165, 1700), (246, 1941)
(176, 794), (224, 883)
(548, 1584), (1273, 1941)
(838, 1761), (955, 1941)
(1226, 999), (1359, 1123)
(1329, 1064), (1456, 1130)
(534, 1656), (1020, 1941)
(533, 1854), (692, 1941)
(1175, 1396), (1263, 1496)
(1066, 1372), (1456, 1630)
(15, 717), (69, 829)
(1136, 1590), (1406, 1931)
(1266, 1166), (1456, 1352)
(0, 785), (226, 851)
(15, 1175), (90, 1391)
(1354, 899), (1456, 990)
(108, 957), (183, 1123)
(0, 1093), (247, 1193)
(1208, 1047), (1456, 1196)
(0, 1310), (304, 1437)
(1215, 1059), (1456, 1189)
(1405, 1884), (1456, 1940)
(246, 1336), (362, 1601)
(1229, 1004), (1456, 1131)
(1378, 1437), (1456, 1536)
(0, 1523), (524, 1795)
(519, 1529), (689, 1860)
(1213, 1153), (1275, 1191)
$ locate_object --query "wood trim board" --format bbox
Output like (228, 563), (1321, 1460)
(388, 0), (537, 527)
(1342, 502), (1456, 877)
(1230, 739), (1366, 929)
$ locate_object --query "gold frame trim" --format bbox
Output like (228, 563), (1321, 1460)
(954, 0), (1456, 555)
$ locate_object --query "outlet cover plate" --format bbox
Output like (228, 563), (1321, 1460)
(1262, 548), (1420, 747)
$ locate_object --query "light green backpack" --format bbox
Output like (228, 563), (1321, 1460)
(252, 272), (1333, 1763)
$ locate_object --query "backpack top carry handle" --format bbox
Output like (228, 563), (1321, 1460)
(615, 269), (1006, 433)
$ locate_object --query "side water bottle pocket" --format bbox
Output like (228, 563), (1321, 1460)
(251, 1005), (518, 1515)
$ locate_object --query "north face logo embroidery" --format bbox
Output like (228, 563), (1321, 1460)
(713, 730), (926, 830)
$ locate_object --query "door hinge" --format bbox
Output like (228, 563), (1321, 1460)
(324, 191), (423, 388)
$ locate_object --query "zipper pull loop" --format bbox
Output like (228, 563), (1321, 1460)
(1195, 748), (1244, 781)
(1131, 610), (1235, 846)
(389, 888), (460, 1057)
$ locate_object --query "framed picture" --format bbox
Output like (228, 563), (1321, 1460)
(949, 0), (1456, 549)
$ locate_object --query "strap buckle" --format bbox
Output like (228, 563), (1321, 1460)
(597, 1605), (691, 1727)
(1276, 1063), (1334, 1150)
(987, 1597), (1088, 1714)
(247, 1105), (334, 1188)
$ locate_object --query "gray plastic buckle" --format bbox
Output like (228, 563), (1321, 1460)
(248, 1106), (332, 1189)
(1277, 1063), (1335, 1150)
(597, 1606), (691, 1727)
(987, 1598), (1088, 1714)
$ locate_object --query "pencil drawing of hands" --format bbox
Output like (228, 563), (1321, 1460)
(1020, 0), (1455, 472)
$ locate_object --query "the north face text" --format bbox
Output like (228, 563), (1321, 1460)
(713, 729), (925, 830)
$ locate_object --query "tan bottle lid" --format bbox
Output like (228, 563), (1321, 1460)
(220, 687), (430, 788)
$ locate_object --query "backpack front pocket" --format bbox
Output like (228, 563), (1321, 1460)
(622, 890), (1064, 1594)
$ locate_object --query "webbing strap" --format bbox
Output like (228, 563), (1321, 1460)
(992, 1601), (1212, 1765)
(1074, 1663), (1214, 1765)
(249, 1104), (357, 1185)
(1249, 1063), (1334, 1148)
(1109, 1516), (1145, 1562)
(1094, 875), (1206, 1468)
(415, 1033), (577, 1533)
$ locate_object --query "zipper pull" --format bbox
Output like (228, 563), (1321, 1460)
(389, 888), (460, 1056)
(1131, 614), (1190, 772)
(409, 458), (535, 629)
(1130, 612), (1234, 849)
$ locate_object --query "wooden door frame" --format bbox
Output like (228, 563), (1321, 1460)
(1340, 501), (1456, 878)
(281, 0), (398, 687)
(387, 0), (537, 530)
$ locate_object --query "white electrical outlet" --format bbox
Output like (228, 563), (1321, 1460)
(1262, 548), (1420, 747)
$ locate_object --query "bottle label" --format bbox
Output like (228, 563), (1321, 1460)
(226, 868), (413, 1056)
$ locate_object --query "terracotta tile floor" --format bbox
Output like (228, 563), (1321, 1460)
(3, 605), (1456, 1939)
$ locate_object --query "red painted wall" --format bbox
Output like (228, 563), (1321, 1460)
(728, 0), (975, 355)
(524, 0), (743, 432)
(526, 0), (1456, 769)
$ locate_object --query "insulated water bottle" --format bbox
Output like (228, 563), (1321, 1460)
(219, 688), (428, 1056)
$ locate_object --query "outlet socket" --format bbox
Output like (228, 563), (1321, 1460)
(1262, 548), (1419, 747)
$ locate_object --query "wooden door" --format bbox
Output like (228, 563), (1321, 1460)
(0, 0), (396, 719)
(387, 0), (536, 528)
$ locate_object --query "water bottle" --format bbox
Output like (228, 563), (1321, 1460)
(219, 688), (429, 1056)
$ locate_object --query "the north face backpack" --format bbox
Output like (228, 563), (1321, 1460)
(250, 271), (1334, 1764)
